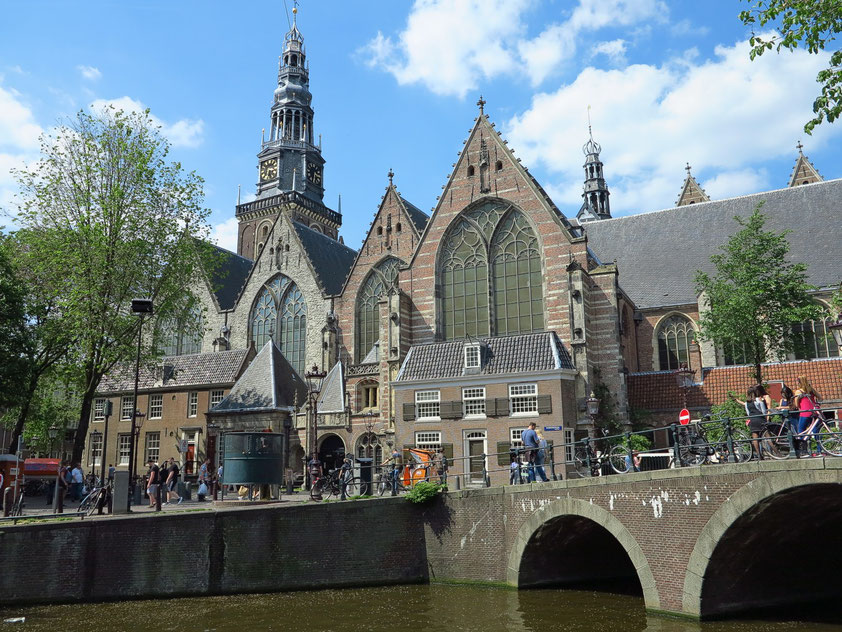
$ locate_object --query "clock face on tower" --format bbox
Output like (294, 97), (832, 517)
(306, 161), (322, 186)
(259, 158), (279, 182)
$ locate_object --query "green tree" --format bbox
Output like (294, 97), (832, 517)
(0, 235), (31, 413)
(695, 205), (822, 384)
(13, 106), (212, 464)
(740, 0), (842, 133)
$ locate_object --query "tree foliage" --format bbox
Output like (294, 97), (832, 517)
(695, 205), (822, 384)
(13, 106), (213, 463)
(740, 0), (842, 133)
(0, 235), (31, 411)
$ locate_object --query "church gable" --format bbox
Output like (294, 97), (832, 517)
(788, 142), (823, 187)
(676, 164), (710, 206)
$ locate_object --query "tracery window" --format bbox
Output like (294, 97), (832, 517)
(439, 202), (543, 340)
(657, 315), (695, 371)
(250, 275), (308, 376)
(158, 307), (203, 356)
(791, 316), (840, 359)
(356, 433), (383, 473)
(355, 257), (402, 362)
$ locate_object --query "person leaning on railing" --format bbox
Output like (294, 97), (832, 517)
(731, 386), (767, 460)
(795, 375), (822, 457)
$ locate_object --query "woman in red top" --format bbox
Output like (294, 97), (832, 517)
(795, 375), (821, 457)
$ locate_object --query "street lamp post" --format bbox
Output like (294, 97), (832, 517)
(48, 425), (60, 512)
(304, 364), (326, 491)
(585, 393), (600, 476)
(674, 363), (695, 410)
(127, 298), (153, 510)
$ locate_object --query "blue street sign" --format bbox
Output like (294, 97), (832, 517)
(543, 426), (562, 431)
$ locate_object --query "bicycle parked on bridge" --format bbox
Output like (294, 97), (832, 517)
(572, 428), (631, 477)
(310, 469), (368, 501)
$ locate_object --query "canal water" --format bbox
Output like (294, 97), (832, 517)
(1, 585), (840, 632)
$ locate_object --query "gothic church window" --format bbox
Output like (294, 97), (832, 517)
(250, 275), (308, 376)
(439, 202), (543, 340)
(791, 314), (840, 359)
(157, 307), (203, 356)
(656, 315), (695, 371)
(355, 257), (402, 362)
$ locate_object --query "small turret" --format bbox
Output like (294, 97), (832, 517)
(577, 119), (611, 222)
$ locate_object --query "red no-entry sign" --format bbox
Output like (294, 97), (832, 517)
(679, 409), (691, 425)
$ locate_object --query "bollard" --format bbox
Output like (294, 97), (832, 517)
(2, 487), (12, 517)
(454, 474), (461, 491)
(671, 424), (682, 467)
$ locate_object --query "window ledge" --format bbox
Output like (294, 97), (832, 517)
(511, 412), (539, 418)
(416, 417), (441, 423)
(464, 414), (487, 420)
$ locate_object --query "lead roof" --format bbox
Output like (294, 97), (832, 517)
(292, 220), (358, 296)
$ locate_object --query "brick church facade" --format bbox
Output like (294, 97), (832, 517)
(87, 17), (841, 484)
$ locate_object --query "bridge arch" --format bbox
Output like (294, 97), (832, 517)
(507, 497), (660, 610)
(683, 470), (842, 619)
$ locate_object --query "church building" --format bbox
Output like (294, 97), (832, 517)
(87, 14), (842, 486)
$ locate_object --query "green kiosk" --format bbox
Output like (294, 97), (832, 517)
(220, 432), (284, 501)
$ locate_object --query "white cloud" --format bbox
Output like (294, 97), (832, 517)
(702, 168), (769, 200)
(211, 216), (239, 253)
(505, 37), (842, 216)
(90, 97), (205, 148)
(363, 0), (666, 95)
(77, 65), (102, 81)
(0, 82), (43, 218)
(591, 39), (628, 66)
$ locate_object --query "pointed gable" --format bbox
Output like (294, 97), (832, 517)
(316, 361), (346, 414)
(676, 164), (710, 206)
(789, 143), (823, 187)
(204, 243), (253, 311)
(291, 220), (357, 296)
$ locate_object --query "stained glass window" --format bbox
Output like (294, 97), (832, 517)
(657, 315), (695, 370)
(355, 258), (402, 362)
(439, 202), (544, 340)
(250, 275), (308, 376)
(158, 307), (203, 356)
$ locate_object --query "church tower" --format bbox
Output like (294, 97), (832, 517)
(235, 6), (341, 259)
(577, 126), (611, 222)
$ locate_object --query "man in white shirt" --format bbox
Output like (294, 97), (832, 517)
(70, 463), (84, 501)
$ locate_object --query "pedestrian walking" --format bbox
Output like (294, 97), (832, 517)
(534, 430), (550, 482)
(732, 387), (766, 460)
(146, 459), (160, 508)
(339, 454), (352, 499)
(56, 461), (69, 513)
(509, 452), (522, 485)
(521, 422), (539, 482)
(164, 458), (182, 505)
(107, 464), (115, 485)
(435, 448), (449, 486)
(70, 462), (84, 501)
(381, 447), (402, 494)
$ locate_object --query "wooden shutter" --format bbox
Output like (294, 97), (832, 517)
(402, 402), (416, 421)
(441, 443), (454, 460)
(537, 394), (552, 414)
(485, 399), (497, 416)
(440, 401), (461, 419)
(496, 441), (511, 466)
(495, 398), (510, 417)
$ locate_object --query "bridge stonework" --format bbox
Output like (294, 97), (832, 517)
(425, 459), (842, 619)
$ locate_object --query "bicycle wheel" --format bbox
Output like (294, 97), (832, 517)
(819, 427), (842, 457)
(377, 475), (389, 496)
(309, 479), (325, 501)
(344, 477), (369, 497)
(730, 427), (754, 462)
(761, 426), (788, 460)
(608, 445), (630, 474)
(78, 491), (96, 514)
(572, 447), (590, 478)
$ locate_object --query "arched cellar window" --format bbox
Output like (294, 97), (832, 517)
(657, 315), (695, 371)
(355, 257), (402, 362)
(157, 307), (203, 356)
(439, 201), (544, 340)
(250, 275), (308, 376)
(791, 315), (840, 359)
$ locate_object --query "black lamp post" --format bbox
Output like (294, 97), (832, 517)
(47, 425), (58, 458)
(127, 298), (153, 509)
(304, 364), (326, 490)
(586, 392), (600, 431)
(674, 363), (695, 410)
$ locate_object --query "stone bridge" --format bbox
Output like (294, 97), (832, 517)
(430, 458), (842, 619)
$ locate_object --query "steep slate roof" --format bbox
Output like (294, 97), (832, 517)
(207, 244), (253, 310)
(99, 349), (251, 393)
(291, 221), (357, 296)
(399, 195), (430, 233)
(208, 341), (308, 414)
(316, 361), (346, 414)
(584, 178), (842, 309)
(395, 332), (574, 382)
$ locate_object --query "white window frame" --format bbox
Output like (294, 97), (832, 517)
(510, 428), (524, 450)
(149, 394), (163, 419)
(89, 433), (103, 467)
(509, 383), (538, 416)
(93, 398), (106, 422)
(145, 432), (160, 465)
(415, 431), (442, 451)
(564, 428), (575, 463)
(121, 396), (134, 421)
(117, 434), (132, 466)
(462, 387), (486, 418)
(464, 344), (480, 369)
(188, 391), (198, 418)
(415, 390), (441, 421)
(210, 390), (225, 408)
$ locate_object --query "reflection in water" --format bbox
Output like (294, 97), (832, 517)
(1, 585), (840, 632)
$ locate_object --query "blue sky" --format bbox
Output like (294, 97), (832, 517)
(1, 0), (839, 254)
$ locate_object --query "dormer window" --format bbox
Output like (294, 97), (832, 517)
(464, 343), (481, 369)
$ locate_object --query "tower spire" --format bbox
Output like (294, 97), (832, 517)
(577, 116), (611, 222)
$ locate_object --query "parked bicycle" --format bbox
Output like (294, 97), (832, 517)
(572, 428), (631, 476)
(376, 470), (406, 495)
(310, 469), (368, 501)
(78, 484), (110, 516)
